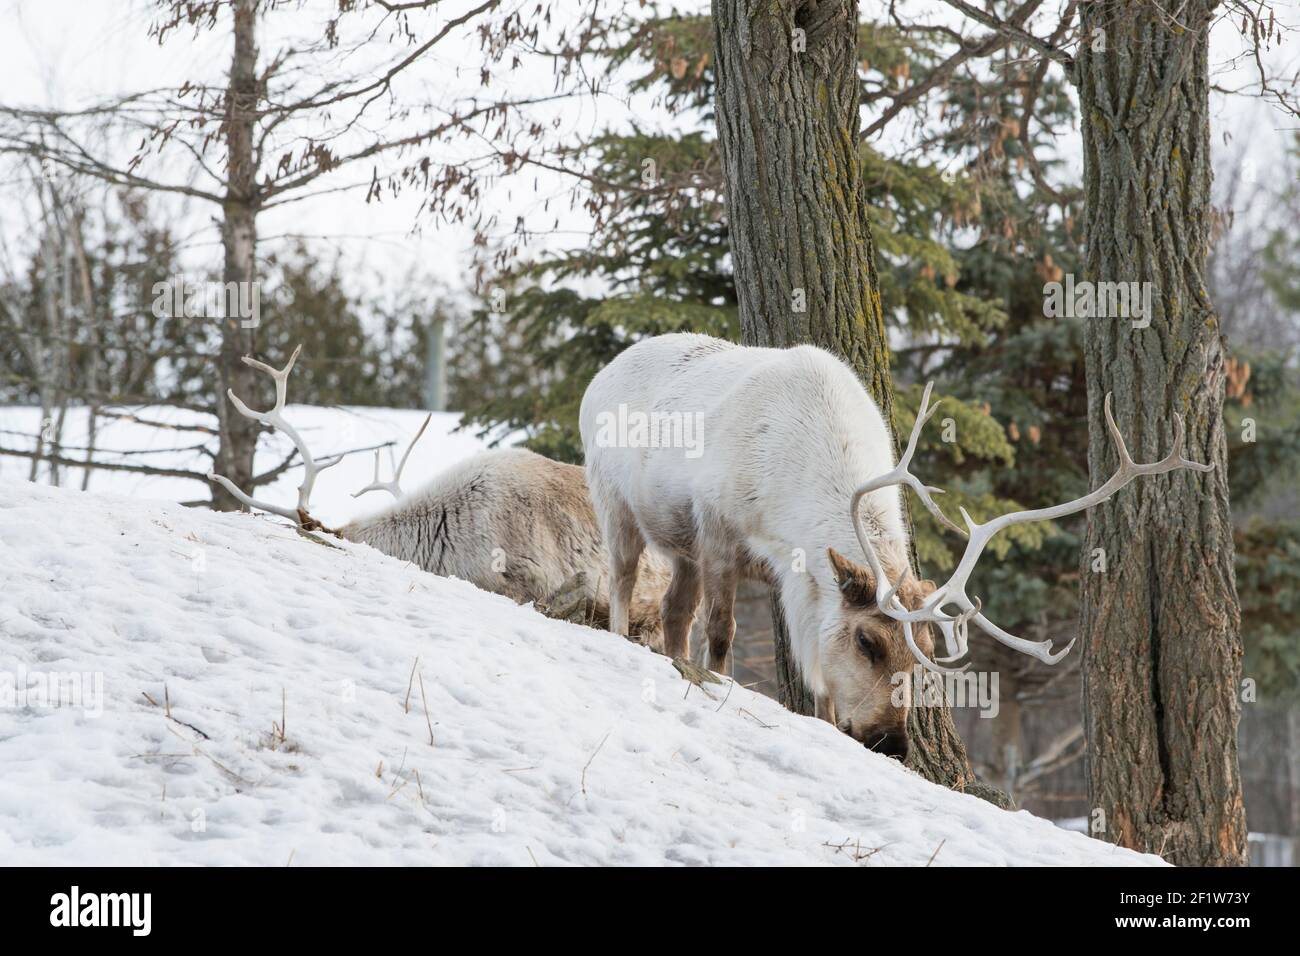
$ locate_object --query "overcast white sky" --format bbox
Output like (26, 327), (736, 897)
(0, 0), (658, 301)
(0, 0), (1295, 307)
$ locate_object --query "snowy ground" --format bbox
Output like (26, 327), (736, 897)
(0, 477), (1164, 866)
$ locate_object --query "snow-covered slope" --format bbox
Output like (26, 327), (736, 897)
(0, 478), (1163, 866)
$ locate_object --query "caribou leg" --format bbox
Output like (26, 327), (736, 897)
(605, 502), (646, 638)
(699, 557), (738, 674)
(659, 556), (701, 660)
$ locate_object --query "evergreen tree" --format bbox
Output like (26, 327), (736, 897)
(450, 2), (1300, 766)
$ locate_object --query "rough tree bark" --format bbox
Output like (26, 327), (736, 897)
(1077, 0), (1247, 865)
(711, 0), (996, 800)
(211, 0), (262, 511)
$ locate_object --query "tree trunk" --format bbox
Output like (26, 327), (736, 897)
(1077, 0), (1247, 865)
(991, 688), (1023, 801)
(711, 0), (988, 798)
(212, 0), (262, 511)
(68, 206), (101, 491)
(1288, 708), (1300, 841)
(423, 314), (447, 412)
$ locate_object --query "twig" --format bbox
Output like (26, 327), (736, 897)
(391, 746), (408, 786)
(581, 731), (611, 795)
(97, 408), (218, 435)
(128, 752), (193, 759)
(143, 686), (211, 739)
(404, 657), (419, 714)
(278, 688), (287, 746)
(823, 838), (888, 863)
(293, 526), (344, 549)
(0, 444), (210, 481)
(714, 676), (737, 712)
(672, 656), (723, 686)
(170, 716), (211, 741)
(738, 708), (777, 729)
(418, 670), (434, 746)
(166, 725), (253, 787)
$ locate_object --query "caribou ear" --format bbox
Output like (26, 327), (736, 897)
(827, 548), (877, 608)
(897, 576), (938, 611)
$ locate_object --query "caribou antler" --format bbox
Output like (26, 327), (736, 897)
(352, 413), (432, 500)
(207, 344), (344, 534)
(852, 385), (1214, 673)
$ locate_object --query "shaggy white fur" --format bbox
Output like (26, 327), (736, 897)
(341, 447), (670, 646)
(581, 334), (921, 743)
